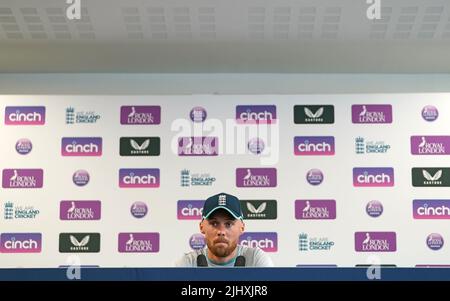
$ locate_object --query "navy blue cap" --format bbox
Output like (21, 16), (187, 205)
(202, 192), (243, 220)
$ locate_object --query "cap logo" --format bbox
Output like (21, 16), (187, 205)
(218, 195), (227, 206)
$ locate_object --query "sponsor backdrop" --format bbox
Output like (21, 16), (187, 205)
(0, 95), (449, 267)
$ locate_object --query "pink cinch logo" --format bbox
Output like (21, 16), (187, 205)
(61, 137), (102, 156)
(5, 106), (45, 125)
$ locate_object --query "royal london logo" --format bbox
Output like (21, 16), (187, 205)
(120, 106), (161, 125)
(355, 137), (391, 154)
(65, 107), (100, 124)
(118, 233), (160, 253)
(352, 105), (392, 124)
(2, 169), (44, 189)
(298, 233), (335, 251)
(355, 232), (397, 252)
(411, 136), (450, 155)
(3, 202), (40, 220)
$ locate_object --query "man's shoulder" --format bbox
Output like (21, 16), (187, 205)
(175, 249), (204, 267)
(239, 245), (274, 267)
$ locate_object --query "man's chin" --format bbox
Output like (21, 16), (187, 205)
(211, 247), (231, 257)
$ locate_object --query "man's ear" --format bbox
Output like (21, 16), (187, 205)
(240, 220), (245, 233)
(199, 220), (205, 234)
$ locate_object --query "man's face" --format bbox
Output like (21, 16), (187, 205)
(200, 210), (245, 259)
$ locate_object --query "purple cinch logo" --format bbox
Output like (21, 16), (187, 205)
(352, 105), (392, 124)
(236, 168), (277, 188)
(295, 200), (336, 220)
(248, 138), (265, 155)
(119, 169), (160, 188)
(2, 169), (43, 188)
(60, 201), (101, 220)
(61, 137), (102, 156)
(422, 105), (438, 122)
(236, 105), (277, 124)
(15, 138), (32, 155)
(190, 107), (207, 123)
(118, 232), (160, 253)
(294, 136), (335, 156)
(413, 200), (450, 219)
(0, 233), (42, 253)
(5, 106), (45, 125)
(366, 200), (383, 217)
(189, 233), (206, 250)
(130, 201), (148, 218)
(239, 232), (278, 252)
(72, 170), (90, 186)
(427, 233), (444, 251)
(177, 200), (204, 220)
(411, 136), (450, 155)
(306, 169), (324, 185)
(120, 106), (161, 125)
(353, 168), (394, 187)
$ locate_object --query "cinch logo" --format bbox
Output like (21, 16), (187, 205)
(294, 136), (335, 156)
(298, 233), (335, 251)
(236, 168), (277, 188)
(353, 168), (394, 187)
(0, 233), (42, 253)
(61, 137), (102, 156)
(352, 105), (392, 124)
(3, 202), (40, 220)
(236, 105), (277, 124)
(411, 136), (450, 155)
(355, 232), (397, 252)
(412, 168), (450, 187)
(118, 233), (160, 253)
(295, 200), (336, 220)
(413, 200), (450, 219)
(59, 233), (100, 253)
(239, 232), (277, 252)
(120, 137), (160, 156)
(180, 170), (216, 187)
(294, 105), (335, 124)
(119, 169), (160, 188)
(120, 106), (161, 125)
(240, 200), (277, 220)
(60, 201), (101, 221)
(2, 169), (43, 189)
(177, 200), (205, 220)
(355, 137), (391, 154)
(178, 137), (219, 156)
(5, 106), (45, 125)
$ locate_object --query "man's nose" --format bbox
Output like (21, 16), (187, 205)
(216, 224), (226, 235)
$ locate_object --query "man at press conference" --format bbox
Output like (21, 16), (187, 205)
(175, 192), (274, 267)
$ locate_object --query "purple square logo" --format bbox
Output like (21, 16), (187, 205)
(236, 168), (277, 188)
(118, 232), (160, 253)
(120, 106), (161, 125)
(2, 169), (43, 189)
(352, 105), (392, 124)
